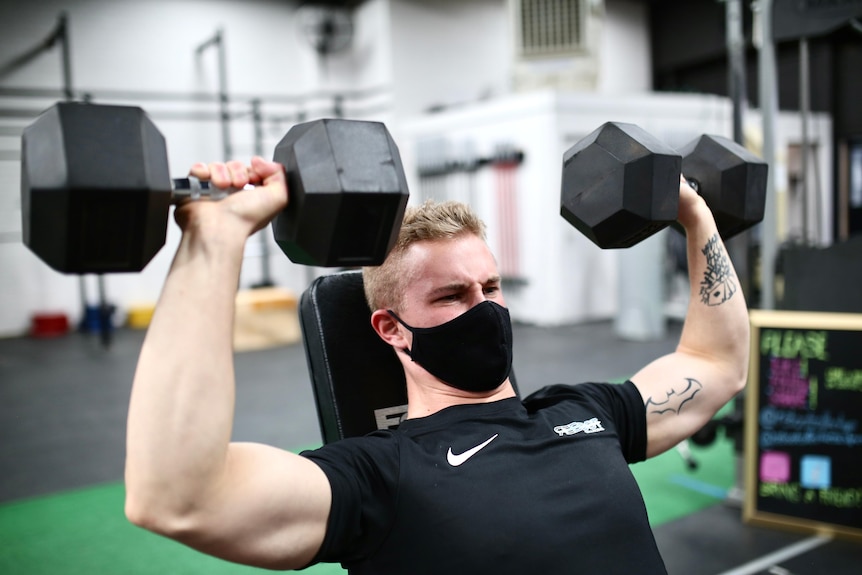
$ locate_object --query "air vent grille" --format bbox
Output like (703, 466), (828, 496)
(518, 0), (585, 57)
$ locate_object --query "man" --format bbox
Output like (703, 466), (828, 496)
(125, 156), (750, 574)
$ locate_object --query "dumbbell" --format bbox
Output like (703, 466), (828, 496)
(560, 121), (768, 249)
(21, 102), (410, 274)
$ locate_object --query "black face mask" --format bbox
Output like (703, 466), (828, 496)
(388, 301), (514, 393)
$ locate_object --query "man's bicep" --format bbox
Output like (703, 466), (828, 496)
(185, 442), (332, 570)
(631, 352), (735, 458)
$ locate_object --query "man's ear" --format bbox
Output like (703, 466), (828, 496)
(370, 309), (409, 350)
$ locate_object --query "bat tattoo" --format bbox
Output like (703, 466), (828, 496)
(699, 234), (736, 306)
(645, 378), (703, 415)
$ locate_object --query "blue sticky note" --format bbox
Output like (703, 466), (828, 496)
(800, 455), (831, 489)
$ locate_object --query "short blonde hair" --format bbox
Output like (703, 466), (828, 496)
(362, 200), (486, 311)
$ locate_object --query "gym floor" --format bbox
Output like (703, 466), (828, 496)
(1, 314), (861, 574)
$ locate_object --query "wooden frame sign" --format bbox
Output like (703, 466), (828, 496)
(744, 310), (862, 542)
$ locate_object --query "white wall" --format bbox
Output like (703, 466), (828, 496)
(388, 0), (512, 119)
(1, 0), (809, 335)
(0, 0), (396, 336)
(384, 0), (654, 119)
(0, 0), (658, 336)
(599, 0), (652, 94)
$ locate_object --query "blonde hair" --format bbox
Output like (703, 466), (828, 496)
(362, 200), (486, 311)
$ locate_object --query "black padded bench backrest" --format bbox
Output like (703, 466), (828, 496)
(299, 270), (407, 444)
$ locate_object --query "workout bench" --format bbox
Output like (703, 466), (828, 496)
(299, 270), (519, 444)
(299, 270), (408, 444)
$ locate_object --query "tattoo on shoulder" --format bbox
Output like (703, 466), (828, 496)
(699, 234), (736, 306)
(645, 378), (703, 416)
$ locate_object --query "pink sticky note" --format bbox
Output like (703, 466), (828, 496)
(760, 451), (791, 483)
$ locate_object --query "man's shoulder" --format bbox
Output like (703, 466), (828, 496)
(301, 429), (402, 465)
(523, 381), (642, 417)
(523, 381), (620, 404)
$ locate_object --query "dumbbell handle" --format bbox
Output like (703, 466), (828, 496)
(171, 177), (244, 202)
(685, 177), (700, 194)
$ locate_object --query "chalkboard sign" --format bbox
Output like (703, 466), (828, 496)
(744, 310), (862, 542)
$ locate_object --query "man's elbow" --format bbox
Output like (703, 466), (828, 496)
(728, 346), (750, 397)
(125, 491), (201, 542)
(125, 493), (158, 531)
(731, 367), (748, 396)
(729, 323), (751, 392)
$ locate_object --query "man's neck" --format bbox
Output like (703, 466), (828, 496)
(404, 379), (517, 420)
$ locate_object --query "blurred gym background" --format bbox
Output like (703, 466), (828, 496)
(1, 1), (861, 574)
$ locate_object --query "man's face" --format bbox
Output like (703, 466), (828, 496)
(395, 234), (505, 329)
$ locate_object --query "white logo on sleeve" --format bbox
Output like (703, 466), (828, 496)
(554, 418), (605, 436)
(447, 434), (499, 467)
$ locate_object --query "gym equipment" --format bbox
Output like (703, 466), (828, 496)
(299, 270), (519, 443)
(21, 102), (410, 274)
(678, 134), (768, 239)
(690, 410), (744, 452)
(560, 121), (768, 249)
(300, 271), (408, 443)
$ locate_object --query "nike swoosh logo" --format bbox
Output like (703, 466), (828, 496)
(447, 434), (499, 467)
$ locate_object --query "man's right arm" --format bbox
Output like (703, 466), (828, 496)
(124, 158), (331, 570)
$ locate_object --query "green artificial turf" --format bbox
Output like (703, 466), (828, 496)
(0, 434), (735, 574)
(0, 481), (344, 575)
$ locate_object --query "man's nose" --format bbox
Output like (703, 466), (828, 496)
(467, 286), (488, 307)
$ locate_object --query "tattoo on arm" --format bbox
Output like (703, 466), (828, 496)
(699, 234), (736, 306)
(645, 378), (702, 415)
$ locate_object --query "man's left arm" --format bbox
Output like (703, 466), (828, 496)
(630, 177), (751, 458)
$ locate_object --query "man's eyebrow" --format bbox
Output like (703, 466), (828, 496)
(428, 276), (501, 297)
(428, 282), (469, 297)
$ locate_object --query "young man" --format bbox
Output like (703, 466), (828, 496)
(125, 156), (750, 574)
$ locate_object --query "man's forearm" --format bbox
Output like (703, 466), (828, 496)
(678, 200), (750, 380)
(125, 223), (247, 521)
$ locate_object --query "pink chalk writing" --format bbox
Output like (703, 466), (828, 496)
(767, 357), (809, 409)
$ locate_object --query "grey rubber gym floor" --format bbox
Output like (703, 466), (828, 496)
(2, 318), (860, 574)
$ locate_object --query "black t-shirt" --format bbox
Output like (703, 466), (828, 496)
(302, 381), (667, 575)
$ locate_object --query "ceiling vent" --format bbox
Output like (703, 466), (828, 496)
(510, 0), (603, 91)
(517, 0), (585, 57)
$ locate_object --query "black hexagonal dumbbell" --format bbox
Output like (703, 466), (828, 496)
(560, 121), (768, 249)
(271, 119), (408, 267)
(21, 102), (409, 274)
(678, 134), (767, 239)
